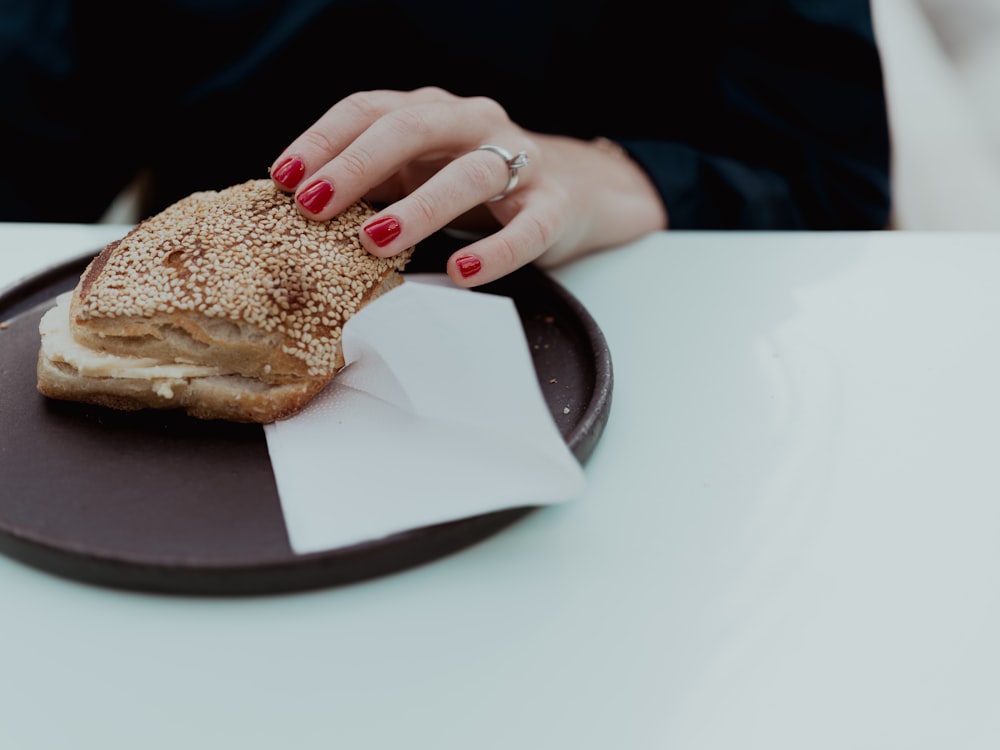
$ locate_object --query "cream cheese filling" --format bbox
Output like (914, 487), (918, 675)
(40, 292), (225, 380)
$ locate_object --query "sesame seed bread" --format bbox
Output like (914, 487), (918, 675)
(37, 179), (414, 423)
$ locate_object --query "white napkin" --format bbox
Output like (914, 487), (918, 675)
(263, 274), (587, 554)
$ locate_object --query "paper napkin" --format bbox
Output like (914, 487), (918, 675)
(263, 274), (587, 554)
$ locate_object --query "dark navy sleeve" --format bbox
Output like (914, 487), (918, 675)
(0, 1), (334, 222)
(617, 0), (892, 230)
(0, 0), (891, 229)
(0, 2), (121, 221)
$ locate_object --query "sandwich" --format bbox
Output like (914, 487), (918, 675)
(37, 179), (413, 423)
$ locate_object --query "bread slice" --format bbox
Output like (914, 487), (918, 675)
(37, 179), (413, 422)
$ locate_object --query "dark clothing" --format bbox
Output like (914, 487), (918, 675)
(0, 0), (891, 229)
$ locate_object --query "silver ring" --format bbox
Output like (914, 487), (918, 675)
(477, 144), (529, 202)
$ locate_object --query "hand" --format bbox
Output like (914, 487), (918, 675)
(269, 87), (667, 286)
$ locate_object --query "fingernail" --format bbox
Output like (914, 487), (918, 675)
(455, 254), (482, 278)
(297, 179), (334, 214)
(363, 216), (401, 247)
(272, 157), (306, 189)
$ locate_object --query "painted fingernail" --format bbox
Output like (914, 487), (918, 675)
(363, 216), (401, 247)
(272, 157), (305, 189)
(297, 179), (334, 214)
(455, 254), (482, 278)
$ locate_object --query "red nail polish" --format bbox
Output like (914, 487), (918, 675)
(363, 216), (401, 247)
(297, 180), (334, 214)
(455, 254), (482, 278)
(272, 157), (306, 189)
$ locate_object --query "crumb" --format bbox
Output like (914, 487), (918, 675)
(0, 321), (8, 330)
(548, 378), (558, 384)
(562, 406), (570, 414)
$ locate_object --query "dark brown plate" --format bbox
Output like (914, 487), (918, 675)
(0, 235), (612, 595)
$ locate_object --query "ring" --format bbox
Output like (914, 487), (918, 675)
(477, 144), (529, 202)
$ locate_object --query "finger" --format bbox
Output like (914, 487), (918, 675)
(269, 87), (453, 192)
(292, 97), (514, 222)
(445, 198), (562, 287)
(357, 147), (533, 257)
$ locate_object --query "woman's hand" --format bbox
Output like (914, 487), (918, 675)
(269, 87), (667, 286)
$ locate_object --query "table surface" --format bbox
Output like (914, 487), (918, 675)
(3, 223), (1000, 749)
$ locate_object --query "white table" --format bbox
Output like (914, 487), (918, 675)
(3, 224), (1000, 749)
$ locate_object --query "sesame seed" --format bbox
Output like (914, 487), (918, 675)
(77, 179), (414, 376)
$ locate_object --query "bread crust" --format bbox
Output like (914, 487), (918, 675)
(37, 179), (413, 422)
(36, 352), (325, 423)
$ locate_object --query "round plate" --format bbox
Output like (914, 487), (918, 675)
(0, 236), (612, 595)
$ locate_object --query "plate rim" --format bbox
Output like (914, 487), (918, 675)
(0, 248), (613, 595)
